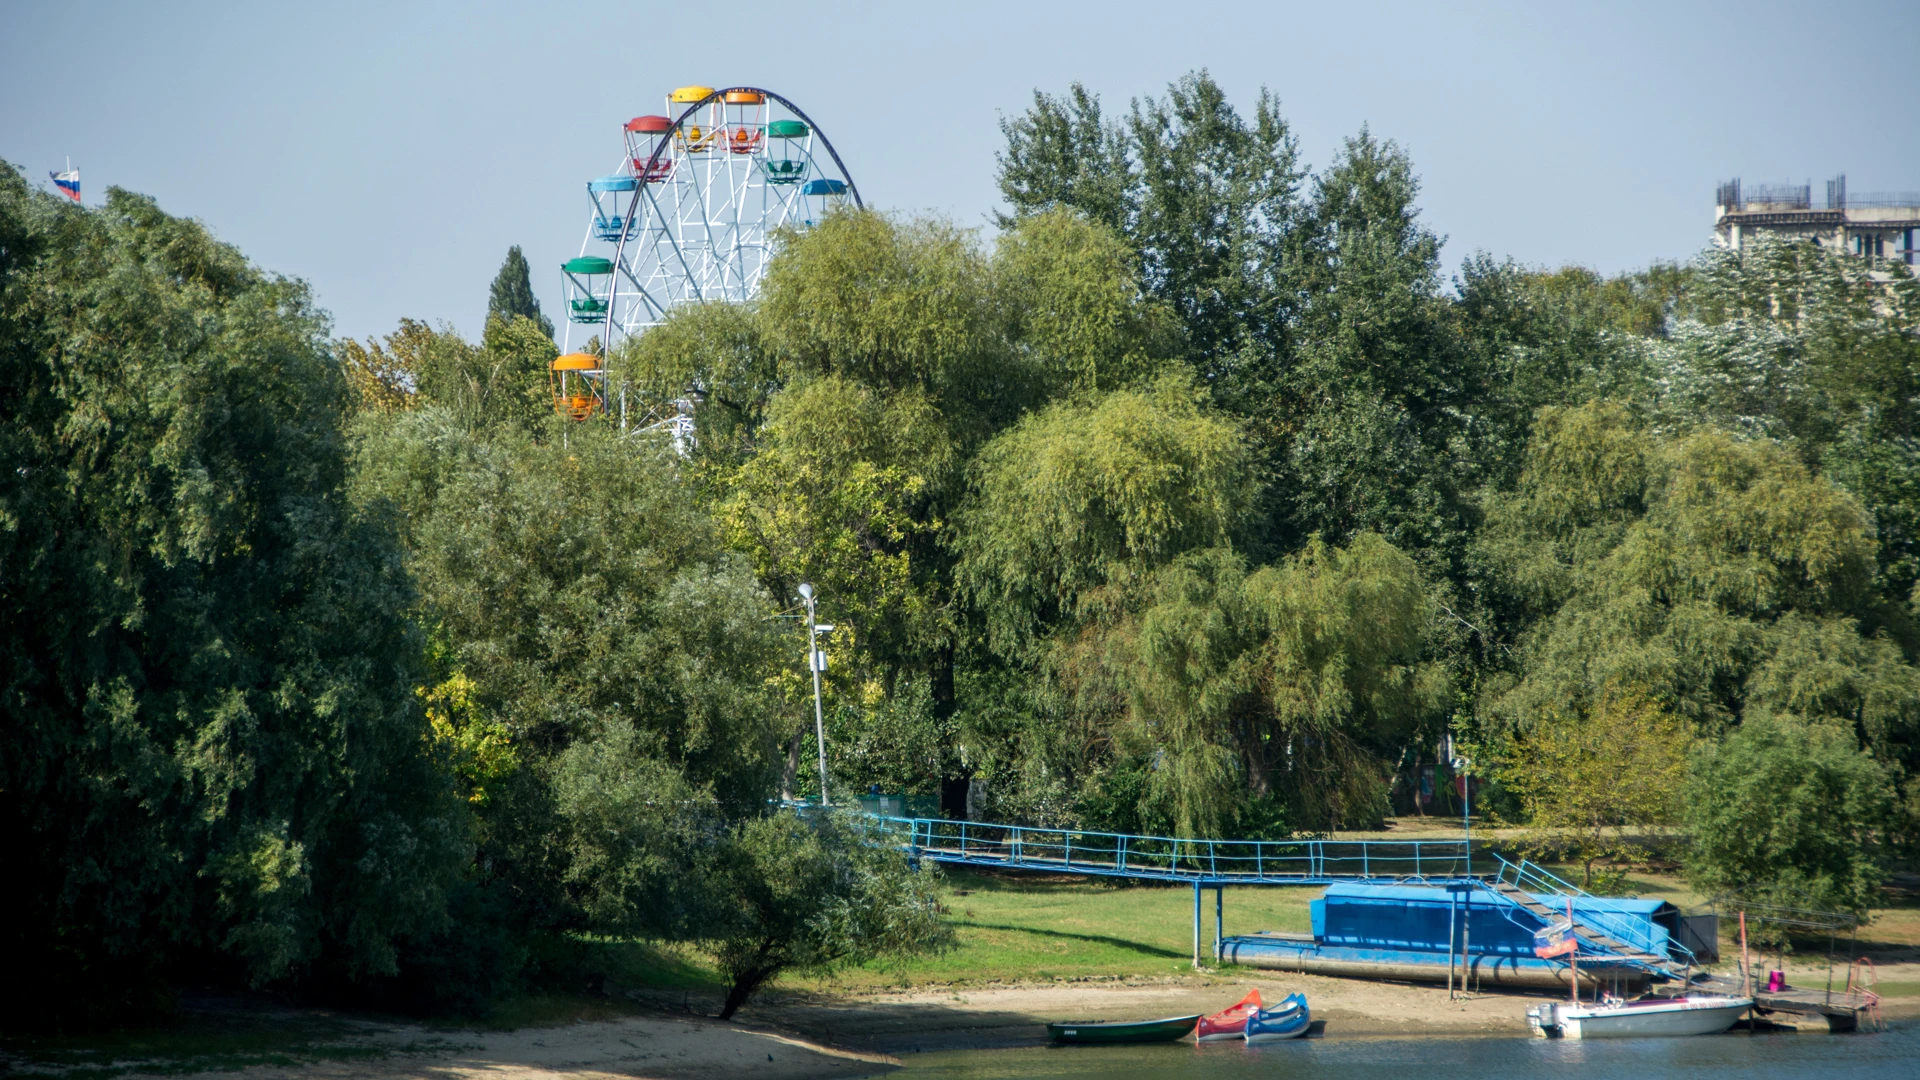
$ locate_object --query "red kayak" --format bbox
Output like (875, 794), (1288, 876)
(1196, 988), (1263, 1042)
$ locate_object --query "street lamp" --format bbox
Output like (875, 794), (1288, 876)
(1447, 733), (1472, 878)
(797, 583), (830, 806)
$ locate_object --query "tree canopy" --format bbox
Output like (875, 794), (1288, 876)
(488, 244), (554, 340)
(0, 168), (466, 1020)
(9, 70), (1920, 1022)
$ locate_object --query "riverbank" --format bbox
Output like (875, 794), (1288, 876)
(15, 860), (1914, 1080)
(24, 968), (1911, 1080)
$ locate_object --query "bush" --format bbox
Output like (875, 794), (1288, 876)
(708, 812), (951, 1019)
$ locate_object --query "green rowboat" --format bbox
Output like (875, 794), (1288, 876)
(1047, 1014), (1201, 1044)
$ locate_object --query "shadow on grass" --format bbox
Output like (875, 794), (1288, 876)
(956, 921), (1187, 960)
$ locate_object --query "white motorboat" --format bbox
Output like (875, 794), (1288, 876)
(1528, 995), (1752, 1039)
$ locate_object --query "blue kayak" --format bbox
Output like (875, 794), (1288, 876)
(1245, 992), (1311, 1042)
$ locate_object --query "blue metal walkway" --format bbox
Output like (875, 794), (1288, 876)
(867, 815), (1692, 977)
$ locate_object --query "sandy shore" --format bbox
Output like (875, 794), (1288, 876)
(105, 1012), (898, 1080)
(734, 970), (1544, 1055)
(97, 962), (1917, 1080)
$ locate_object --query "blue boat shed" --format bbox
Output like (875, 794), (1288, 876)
(1223, 883), (1686, 991)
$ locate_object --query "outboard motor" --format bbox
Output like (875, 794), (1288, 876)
(1527, 1002), (1563, 1038)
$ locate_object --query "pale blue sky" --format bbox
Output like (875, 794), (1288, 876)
(5, 1), (1917, 344)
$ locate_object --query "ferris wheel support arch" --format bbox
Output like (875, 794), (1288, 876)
(603, 85), (864, 347)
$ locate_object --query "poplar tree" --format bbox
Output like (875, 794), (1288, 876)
(487, 244), (554, 339)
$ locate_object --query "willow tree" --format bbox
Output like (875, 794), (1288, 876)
(1481, 402), (1920, 744)
(957, 374), (1255, 654)
(992, 209), (1181, 397)
(1479, 402), (1920, 891)
(0, 169), (466, 1019)
(1110, 536), (1440, 836)
(957, 378), (1441, 833)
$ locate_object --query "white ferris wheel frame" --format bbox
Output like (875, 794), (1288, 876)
(563, 86), (862, 353)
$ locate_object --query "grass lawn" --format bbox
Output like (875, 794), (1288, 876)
(803, 868), (1318, 990)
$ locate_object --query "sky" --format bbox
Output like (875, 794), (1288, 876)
(5, 0), (1918, 344)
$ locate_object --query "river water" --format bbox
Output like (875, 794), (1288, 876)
(901, 1023), (1914, 1079)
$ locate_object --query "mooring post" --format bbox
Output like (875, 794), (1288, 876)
(1193, 881), (1202, 969)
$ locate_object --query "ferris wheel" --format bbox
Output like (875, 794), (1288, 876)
(559, 85), (861, 355)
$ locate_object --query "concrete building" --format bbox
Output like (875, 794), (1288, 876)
(1714, 175), (1919, 265)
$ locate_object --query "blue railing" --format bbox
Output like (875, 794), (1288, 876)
(1491, 855), (1690, 968)
(870, 816), (1477, 884)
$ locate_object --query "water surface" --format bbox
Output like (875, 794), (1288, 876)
(903, 1023), (1914, 1079)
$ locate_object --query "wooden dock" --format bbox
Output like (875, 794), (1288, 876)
(1694, 974), (1881, 1032)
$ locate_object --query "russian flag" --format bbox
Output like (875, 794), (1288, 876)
(50, 169), (80, 203)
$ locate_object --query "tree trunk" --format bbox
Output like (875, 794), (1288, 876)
(718, 968), (770, 1020)
(718, 938), (781, 1020)
(932, 644), (970, 819)
(780, 727), (804, 802)
(940, 775), (971, 820)
(1245, 735), (1270, 799)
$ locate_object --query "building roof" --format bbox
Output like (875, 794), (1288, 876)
(1321, 882), (1673, 915)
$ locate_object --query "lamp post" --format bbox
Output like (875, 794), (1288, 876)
(797, 583), (830, 806)
(1447, 734), (1472, 878)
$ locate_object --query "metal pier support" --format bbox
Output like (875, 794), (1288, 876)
(1215, 887), (1224, 963)
(1193, 881), (1202, 968)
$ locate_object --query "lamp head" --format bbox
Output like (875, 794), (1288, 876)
(797, 582), (814, 600)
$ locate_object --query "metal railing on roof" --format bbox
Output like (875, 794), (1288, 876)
(1491, 855), (1691, 969)
(1839, 192), (1920, 210)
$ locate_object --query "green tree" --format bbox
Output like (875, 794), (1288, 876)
(748, 210), (1033, 810)
(553, 744), (950, 1020)
(705, 812), (950, 1019)
(1268, 129), (1471, 566)
(615, 299), (779, 468)
(993, 209), (1179, 397)
(1480, 403), (1920, 742)
(487, 244), (554, 340)
(337, 314), (555, 429)
(350, 410), (790, 932)
(1648, 237), (1920, 624)
(1494, 690), (1694, 889)
(956, 375), (1254, 654)
(708, 377), (952, 798)
(759, 211), (1019, 448)
(1087, 535), (1439, 835)
(995, 82), (1134, 237)
(997, 72), (1304, 368)
(0, 168), (465, 1019)
(1684, 713), (1896, 917)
